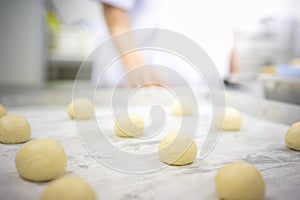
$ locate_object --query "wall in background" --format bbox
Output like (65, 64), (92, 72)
(47, 0), (102, 80)
(233, 0), (300, 76)
(0, 0), (47, 87)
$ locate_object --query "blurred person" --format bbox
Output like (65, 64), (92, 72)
(91, 0), (238, 87)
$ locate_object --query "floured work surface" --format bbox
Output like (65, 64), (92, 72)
(0, 101), (299, 200)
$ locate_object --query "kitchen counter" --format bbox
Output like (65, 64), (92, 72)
(1, 81), (300, 200)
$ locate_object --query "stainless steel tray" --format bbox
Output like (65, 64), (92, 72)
(260, 74), (300, 105)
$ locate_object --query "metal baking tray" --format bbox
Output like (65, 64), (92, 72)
(259, 74), (300, 105)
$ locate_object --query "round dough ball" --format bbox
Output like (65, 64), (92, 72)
(67, 98), (94, 120)
(158, 132), (197, 166)
(285, 121), (300, 151)
(40, 176), (96, 200)
(0, 114), (31, 144)
(215, 161), (265, 200)
(0, 104), (7, 118)
(15, 139), (67, 182)
(218, 107), (242, 131)
(172, 99), (193, 116)
(114, 113), (144, 137)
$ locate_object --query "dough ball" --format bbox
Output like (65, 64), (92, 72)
(285, 121), (300, 151)
(218, 107), (242, 131)
(172, 99), (193, 116)
(215, 161), (265, 200)
(40, 176), (96, 200)
(114, 113), (144, 137)
(158, 132), (197, 166)
(0, 104), (7, 118)
(67, 98), (94, 120)
(15, 139), (67, 182)
(0, 114), (31, 144)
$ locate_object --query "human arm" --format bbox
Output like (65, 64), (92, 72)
(102, 4), (146, 72)
(102, 3), (167, 87)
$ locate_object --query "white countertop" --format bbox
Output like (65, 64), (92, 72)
(0, 84), (300, 200)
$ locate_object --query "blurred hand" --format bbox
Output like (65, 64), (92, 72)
(102, 5), (169, 88)
(126, 66), (168, 88)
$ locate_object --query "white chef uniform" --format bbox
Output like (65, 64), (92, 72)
(91, 0), (233, 87)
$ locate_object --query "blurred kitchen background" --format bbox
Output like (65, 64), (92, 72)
(0, 0), (299, 104)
